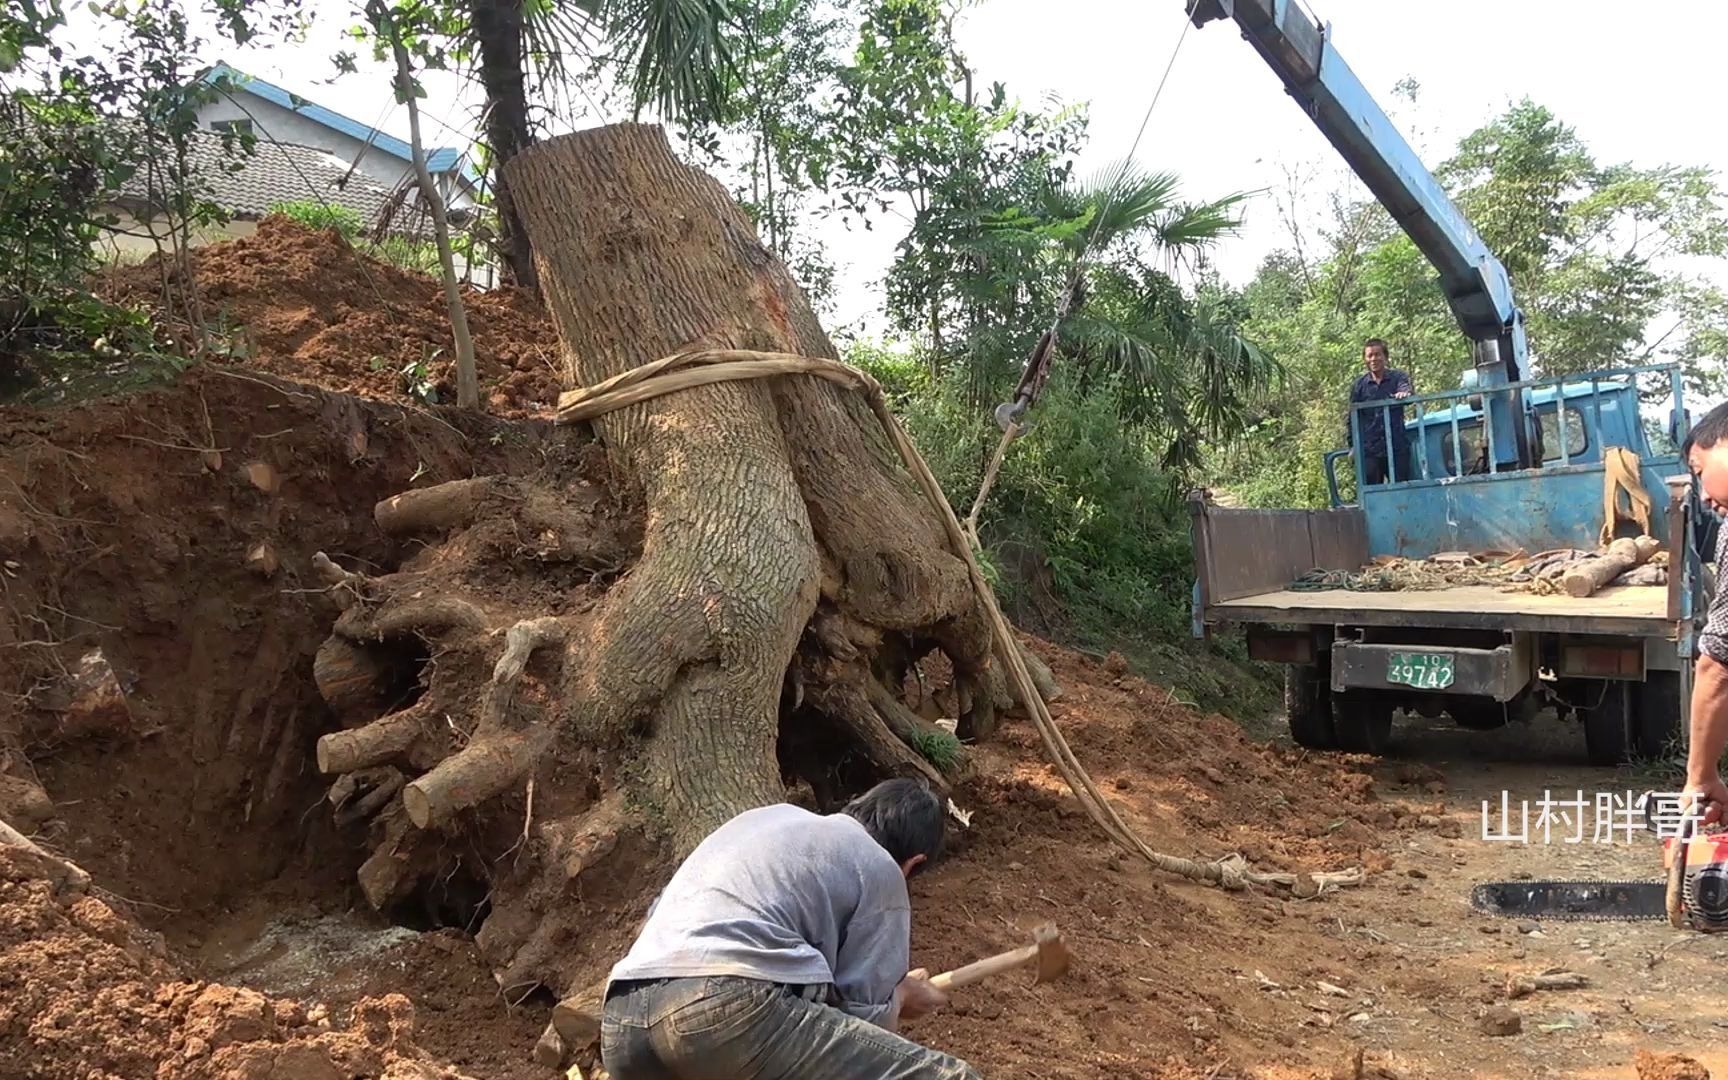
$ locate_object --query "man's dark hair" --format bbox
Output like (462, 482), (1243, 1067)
(1363, 337), (1389, 354)
(840, 778), (945, 873)
(1682, 401), (1728, 460)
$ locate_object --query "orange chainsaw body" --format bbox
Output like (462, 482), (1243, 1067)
(1663, 829), (1728, 932)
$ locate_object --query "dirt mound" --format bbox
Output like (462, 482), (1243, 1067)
(1639, 1051), (1712, 1080)
(107, 217), (562, 417)
(0, 850), (473, 1080)
(0, 371), (1418, 1078)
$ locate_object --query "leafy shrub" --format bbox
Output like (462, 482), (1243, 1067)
(268, 200), (363, 240)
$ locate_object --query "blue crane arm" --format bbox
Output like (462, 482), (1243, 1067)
(1192, 0), (1531, 464)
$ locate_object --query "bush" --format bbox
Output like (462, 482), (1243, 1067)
(856, 344), (1197, 641)
(268, 201), (363, 240)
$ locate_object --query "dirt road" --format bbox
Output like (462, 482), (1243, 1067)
(1268, 708), (1728, 1080)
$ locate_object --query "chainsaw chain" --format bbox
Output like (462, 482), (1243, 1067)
(1469, 879), (1667, 923)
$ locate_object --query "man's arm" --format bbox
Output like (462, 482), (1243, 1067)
(1687, 651), (1728, 822)
(1688, 544), (1728, 822)
(830, 904), (910, 1030)
(1393, 370), (1414, 399)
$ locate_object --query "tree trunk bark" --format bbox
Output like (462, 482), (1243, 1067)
(505, 122), (995, 847)
(470, 0), (538, 294)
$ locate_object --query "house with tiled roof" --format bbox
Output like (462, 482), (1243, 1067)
(192, 62), (482, 212)
(91, 64), (496, 285)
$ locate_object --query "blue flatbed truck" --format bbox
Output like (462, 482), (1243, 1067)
(1183, 0), (1718, 763)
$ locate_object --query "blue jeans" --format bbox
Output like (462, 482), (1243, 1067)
(600, 976), (982, 1080)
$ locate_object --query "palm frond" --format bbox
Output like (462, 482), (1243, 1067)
(1151, 190), (1248, 251)
(601, 0), (740, 125)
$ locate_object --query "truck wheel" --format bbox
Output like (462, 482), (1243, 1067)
(1582, 681), (1634, 766)
(1285, 663), (1335, 749)
(1634, 671), (1682, 760)
(1450, 700), (1509, 730)
(1333, 693), (1394, 754)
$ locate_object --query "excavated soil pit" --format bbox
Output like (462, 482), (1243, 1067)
(0, 366), (565, 1079)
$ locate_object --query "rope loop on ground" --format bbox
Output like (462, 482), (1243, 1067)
(555, 348), (1364, 896)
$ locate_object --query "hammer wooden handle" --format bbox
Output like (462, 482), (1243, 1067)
(928, 943), (1039, 991)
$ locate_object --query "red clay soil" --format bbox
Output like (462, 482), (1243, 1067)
(906, 643), (1400, 1080)
(105, 217), (563, 417)
(0, 850), (474, 1080)
(1637, 1052), (1713, 1080)
(0, 357), (1416, 1078)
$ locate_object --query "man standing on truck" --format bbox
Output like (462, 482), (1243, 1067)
(598, 778), (978, 1080)
(1346, 338), (1415, 485)
(1683, 402), (1728, 824)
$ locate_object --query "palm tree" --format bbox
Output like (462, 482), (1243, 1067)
(971, 159), (1281, 465)
(395, 0), (740, 292)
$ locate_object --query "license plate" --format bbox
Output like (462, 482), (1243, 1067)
(1387, 652), (1454, 689)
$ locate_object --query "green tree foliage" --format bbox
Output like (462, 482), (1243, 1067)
(1, 0), (285, 368)
(1216, 97), (1728, 507)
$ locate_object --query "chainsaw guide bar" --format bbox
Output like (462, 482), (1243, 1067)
(1469, 880), (1668, 922)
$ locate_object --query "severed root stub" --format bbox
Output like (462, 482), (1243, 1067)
(297, 122), (1059, 1062)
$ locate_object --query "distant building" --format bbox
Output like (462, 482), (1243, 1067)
(193, 62), (482, 213)
(92, 63), (495, 285)
(97, 128), (397, 261)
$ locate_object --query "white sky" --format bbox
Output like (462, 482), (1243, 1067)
(213, 0), (1728, 377)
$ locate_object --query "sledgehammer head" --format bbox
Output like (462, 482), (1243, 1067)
(929, 920), (1075, 991)
(1029, 922), (1071, 983)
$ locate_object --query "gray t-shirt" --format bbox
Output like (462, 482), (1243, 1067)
(608, 803), (909, 1029)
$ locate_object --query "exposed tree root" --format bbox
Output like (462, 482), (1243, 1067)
(1, 815), (90, 896)
(317, 708), (427, 775)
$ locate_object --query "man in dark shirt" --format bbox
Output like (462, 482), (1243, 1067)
(1345, 338), (1415, 485)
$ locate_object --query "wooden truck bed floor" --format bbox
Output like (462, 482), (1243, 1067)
(1212, 583), (1672, 636)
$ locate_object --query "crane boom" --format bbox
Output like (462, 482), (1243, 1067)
(1192, 0), (1531, 467)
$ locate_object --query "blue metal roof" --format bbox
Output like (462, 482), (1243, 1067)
(201, 62), (478, 183)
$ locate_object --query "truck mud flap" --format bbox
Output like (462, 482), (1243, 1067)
(1329, 637), (1532, 701)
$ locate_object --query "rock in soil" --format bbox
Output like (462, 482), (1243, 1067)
(1478, 1005), (1522, 1036)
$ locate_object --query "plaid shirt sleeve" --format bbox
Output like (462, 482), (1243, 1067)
(1704, 527), (1728, 665)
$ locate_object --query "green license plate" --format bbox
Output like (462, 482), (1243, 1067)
(1387, 652), (1454, 689)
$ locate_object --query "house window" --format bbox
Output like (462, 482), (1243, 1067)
(210, 118), (253, 135)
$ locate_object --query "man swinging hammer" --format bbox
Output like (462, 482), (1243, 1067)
(600, 778), (982, 1079)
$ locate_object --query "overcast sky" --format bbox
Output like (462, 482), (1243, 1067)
(216, 0), (1728, 384)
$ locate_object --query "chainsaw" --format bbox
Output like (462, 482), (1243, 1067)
(1470, 794), (1728, 931)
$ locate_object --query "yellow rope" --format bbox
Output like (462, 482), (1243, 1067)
(557, 348), (1362, 895)
(1600, 446), (1653, 547)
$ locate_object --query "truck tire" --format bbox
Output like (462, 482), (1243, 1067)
(1582, 680), (1634, 766)
(1333, 692), (1393, 754)
(1634, 670), (1682, 760)
(1285, 663), (1335, 749)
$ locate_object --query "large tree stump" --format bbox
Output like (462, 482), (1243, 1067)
(302, 123), (1034, 1040)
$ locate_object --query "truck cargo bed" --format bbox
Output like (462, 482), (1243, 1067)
(1213, 583), (1671, 635)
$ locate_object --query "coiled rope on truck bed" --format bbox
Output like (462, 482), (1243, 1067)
(557, 348), (1363, 896)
